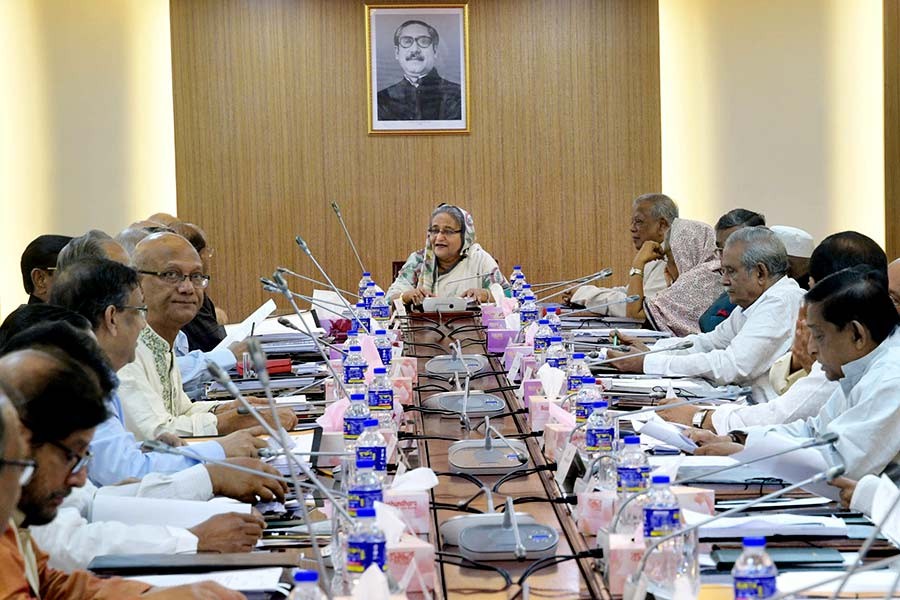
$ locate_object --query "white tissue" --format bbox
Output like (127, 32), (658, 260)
(536, 363), (566, 402)
(352, 564), (391, 600)
(389, 467), (439, 492)
(504, 312), (521, 331)
(373, 501), (407, 545)
(490, 283), (505, 305)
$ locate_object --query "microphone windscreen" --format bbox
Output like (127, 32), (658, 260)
(817, 432), (839, 444)
(624, 294), (641, 303)
(206, 360), (230, 385)
(825, 465), (845, 479)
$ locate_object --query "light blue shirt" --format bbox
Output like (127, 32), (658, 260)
(174, 331), (237, 400)
(88, 390), (225, 486)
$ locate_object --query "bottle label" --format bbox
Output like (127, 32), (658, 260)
(575, 401), (591, 423)
(534, 335), (551, 354)
(376, 346), (392, 367)
(347, 539), (386, 573)
(733, 575), (777, 599)
(546, 356), (568, 370)
(567, 376), (584, 392)
(357, 446), (387, 472)
(643, 507), (681, 537)
(617, 466), (648, 493)
(371, 305), (390, 321)
(520, 309), (538, 326)
(348, 487), (383, 515)
(640, 465), (651, 485)
(343, 364), (367, 384)
(585, 426), (614, 452)
(363, 295), (375, 309)
(549, 322), (561, 334)
(343, 416), (367, 441)
(368, 389), (393, 411)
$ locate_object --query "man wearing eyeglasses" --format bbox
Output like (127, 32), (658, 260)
(377, 20), (462, 121)
(119, 233), (297, 441)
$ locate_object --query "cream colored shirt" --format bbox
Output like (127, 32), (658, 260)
(119, 326), (218, 441)
(569, 260), (667, 317)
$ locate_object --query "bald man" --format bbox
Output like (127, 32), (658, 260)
(118, 233), (296, 440)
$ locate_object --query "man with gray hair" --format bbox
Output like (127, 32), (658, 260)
(567, 193), (678, 316)
(608, 226), (805, 400)
(56, 230), (130, 271)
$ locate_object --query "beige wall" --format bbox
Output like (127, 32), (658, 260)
(659, 0), (885, 246)
(0, 0), (176, 316)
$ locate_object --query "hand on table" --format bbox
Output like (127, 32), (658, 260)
(400, 287), (433, 305)
(217, 430), (269, 458)
(829, 476), (858, 509)
(611, 330), (650, 352)
(462, 288), (492, 303)
(656, 398), (701, 427)
(206, 457), (287, 503)
(155, 432), (186, 448)
(143, 582), (246, 600)
(604, 347), (645, 373)
(189, 511), (265, 553)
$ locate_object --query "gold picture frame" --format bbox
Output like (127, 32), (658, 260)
(366, 3), (470, 135)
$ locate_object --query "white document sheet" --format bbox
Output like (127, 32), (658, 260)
(649, 455), (738, 469)
(633, 417), (698, 453)
(312, 289), (351, 321)
(91, 496), (251, 528)
(127, 567), (284, 591)
(778, 570), (900, 596)
(249, 312), (323, 336)
(215, 299), (276, 351)
(683, 509), (848, 538)
(731, 430), (842, 501)
(599, 377), (716, 395)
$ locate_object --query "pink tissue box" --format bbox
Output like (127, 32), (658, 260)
(521, 379), (543, 409)
(543, 422), (584, 460)
(576, 489), (617, 535)
(606, 534), (647, 595)
(486, 329), (517, 353)
(392, 376), (413, 405)
(528, 396), (565, 432)
(673, 485), (715, 515)
(503, 344), (532, 370)
(383, 489), (430, 533)
(480, 304), (504, 320)
(484, 318), (506, 329)
(387, 534), (436, 593)
(394, 356), (418, 383)
(521, 356), (537, 377)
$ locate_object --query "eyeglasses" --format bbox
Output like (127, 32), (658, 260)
(398, 35), (433, 49)
(50, 440), (92, 476)
(427, 228), (462, 237)
(138, 270), (210, 289)
(118, 305), (148, 316)
(0, 458), (36, 485)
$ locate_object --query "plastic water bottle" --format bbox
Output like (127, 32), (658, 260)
(356, 418), (387, 483)
(732, 537), (778, 599)
(357, 272), (373, 299)
(519, 293), (539, 328)
(288, 570), (322, 600)
(566, 353), (591, 392)
(617, 436), (650, 496)
(362, 281), (378, 309)
(367, 367), (395, 431)
(643, 475), (682, 538)
(344, 328), (359, 351)
(348, 458), (382, 516)
(343, 345), (368, 397)
(585, 400), (615, 454)
(373, 330), (393, 368)
(509, 264), (524, 283)
(545, 306), (562, 333)
(573, 376), (600, 422)
(511, 274), (526, 301)
(545, 336), (568, 370)
(343, 393), (371, 451)
(346, 507), (386, 582)
(533, 319), (553, 364)
(353, 302), (371, 333)
(370, 291), (390, 327)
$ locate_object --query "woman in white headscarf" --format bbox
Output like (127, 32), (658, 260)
(386, 204), (509, 305)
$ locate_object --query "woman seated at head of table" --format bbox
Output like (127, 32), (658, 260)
(386, 204), (510, 305)
(627, 217), (722, 336)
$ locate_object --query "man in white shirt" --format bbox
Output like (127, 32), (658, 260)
(566, 193), (677, 315)
(693, 266), (900, 482)
(659, 230), (888, 431)
(119, 233), (296, 440)
(608, 227), (805, 400)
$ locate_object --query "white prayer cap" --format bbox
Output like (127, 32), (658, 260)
(771, 225), (815, 258)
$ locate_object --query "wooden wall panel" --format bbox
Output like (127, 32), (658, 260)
(887, 0), (900, 260)
(170, 0), (661, 318)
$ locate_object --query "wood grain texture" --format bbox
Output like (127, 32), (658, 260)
(170, 0), (661, 318)
(887, 0), (900, 260)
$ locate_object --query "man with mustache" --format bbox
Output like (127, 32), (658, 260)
(377, 20), (462, 121)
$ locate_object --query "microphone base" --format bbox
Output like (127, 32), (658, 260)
(448, 439), (530, 475)
(457, 523), (559, 562)
(439, 512), (537, 545)
(422, 391), (507, 418)
(425, 354), (489, 376)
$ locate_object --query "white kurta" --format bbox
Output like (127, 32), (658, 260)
(569, 260), (668, 317)
(119, 326), (219, 441)
(709, 362), (837, 433)
(386, 243), (507, 299)
(745, 331), (900, 481)
(643, 276), (805, 401)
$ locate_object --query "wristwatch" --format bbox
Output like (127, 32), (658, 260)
(692, 409), (707, 429)
(628, 267), (644, 278)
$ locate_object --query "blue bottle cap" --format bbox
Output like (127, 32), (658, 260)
(364, 418), (379, 427)
(547, 307), (557, 313)
(375, 291), (385, 296)
(581, 376), (595, 383)
(375, 329), (387, 335)
(651, 475), (670, 484)
(367, 282), (375, 286)
(373, 367), (387, 374)
(538, 319), (549, 325)
(363, 272), (371, 276)
(356, 302), (366, 308)
(350, 393), (366, 401)
(348, 328), (358, 335)
(572, 353), (585, 359)
(357, 508), (376, 518)
(293, 569), (319, 583)
(624, 435), (640, 445)
(514, 265), (521, 269)
(743, 536), (766, 547)
(550, 336), (562, 342)
(356, 458), (375, 469)
(523, 284), (532, 289)
(349, 345), (362, 352)
(594, 400), (608, 409)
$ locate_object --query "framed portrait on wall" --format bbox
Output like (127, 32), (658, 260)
(366, 4), (469, 134)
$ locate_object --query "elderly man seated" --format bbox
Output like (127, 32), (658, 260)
(566, 193), (678, 315)
(608, 227), (805, 401)
(119, 233), (296, 440)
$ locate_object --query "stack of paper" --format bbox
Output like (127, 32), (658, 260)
(127, 567), (286, 592)
(683, 510), (848, 538)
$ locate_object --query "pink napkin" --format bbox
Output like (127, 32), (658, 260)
(316, 397), (349, 432)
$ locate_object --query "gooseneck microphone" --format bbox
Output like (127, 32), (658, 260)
(330, 201), (367, 275)
(562, 294), (641, 318)
(295, 236), (369, 334)
(276, 317), (348, 357)
(529, 271), (613, 291)
(589, 340), (694, 366)
(536, 268), (613, 303)
(276, 266), (358, 298)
